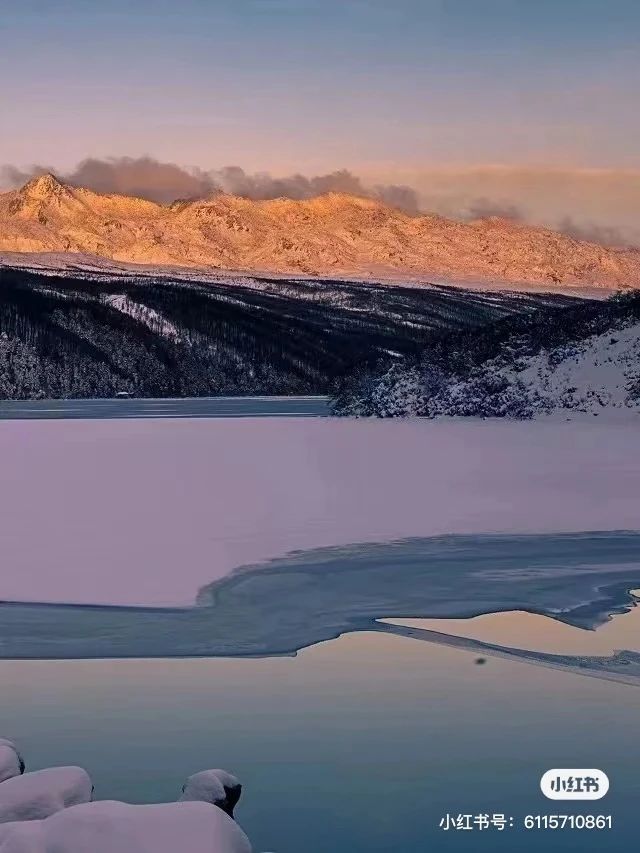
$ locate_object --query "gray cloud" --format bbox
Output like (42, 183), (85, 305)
(557, 216), (633, 249)
(373, 183), (420, 215)
(212, 165), (420, 213)
(460, 194), (636, 249)
(0, 158), (420, 214)
(400, 166), (640, 248)
(212, 166), (361, 200)
(462, 199), (635, 248)
(0, 158), (215, 204)
(1, 163), (55, 187)
(69, 157), (218, 203)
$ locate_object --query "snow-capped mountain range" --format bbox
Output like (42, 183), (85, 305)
(1, 174), (640, 289)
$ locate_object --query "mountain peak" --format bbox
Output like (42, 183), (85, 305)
(1, 179), (639, 288)
(20, 173), (68, 200)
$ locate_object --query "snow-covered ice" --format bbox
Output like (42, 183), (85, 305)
(1, 416), (640, 607)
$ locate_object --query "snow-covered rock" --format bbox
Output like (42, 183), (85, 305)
(0, 768), (92, 824)
(0, 800), (252, 853)
(180, 771), (242, 817)
(0, 743), (24, 785)
(0, 740), (252, 853)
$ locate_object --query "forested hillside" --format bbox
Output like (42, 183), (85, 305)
(333, 291), (640, 418)
(0, 266), (579, 399)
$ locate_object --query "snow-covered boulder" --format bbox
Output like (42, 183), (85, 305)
(0, 768), (92, 824)
(0, 738), (252, 852)
(180, 770), (242, 817)
(0, 743), (24, 785)
(0, 800), (252, 853)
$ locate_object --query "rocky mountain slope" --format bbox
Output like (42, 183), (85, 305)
(1, 174), (639, 288)
(332, 292), (640, 418)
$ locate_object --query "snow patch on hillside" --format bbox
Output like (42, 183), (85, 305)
(102, 294), (181, 341)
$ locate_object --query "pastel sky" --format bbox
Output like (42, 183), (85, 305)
(1, 0), (639, 241)
(1, 0), (638, 172)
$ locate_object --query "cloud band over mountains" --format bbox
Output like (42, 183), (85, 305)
(2, 157), (639, 249)
(0, 158), (419, 214)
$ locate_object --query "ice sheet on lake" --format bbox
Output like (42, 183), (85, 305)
(1, 531), (640, 687)
(2, 417), (640, 684)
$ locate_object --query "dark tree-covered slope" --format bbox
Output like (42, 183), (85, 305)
(0, 266), (581, 399)
(332, 291), (640, 418)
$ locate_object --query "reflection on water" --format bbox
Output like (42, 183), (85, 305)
(383, 591), (640, 657)
(2, 536), (640, 850)
(1, 627), (639, 853)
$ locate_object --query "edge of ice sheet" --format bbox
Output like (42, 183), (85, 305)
(3, 416), (640, 608)
(1, 530), (640, 687)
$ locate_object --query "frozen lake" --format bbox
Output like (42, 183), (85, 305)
(2, 407), (639, 851)
(2, 531), (640, 687)
(0, 395), (330, 420)
(2, 415), (640, 608)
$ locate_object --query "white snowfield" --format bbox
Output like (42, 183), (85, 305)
(1, 416), (640, 607)
(0, 768), (92, 825)
(0, 800), (252, 853)
(0, 744), (23, 786)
